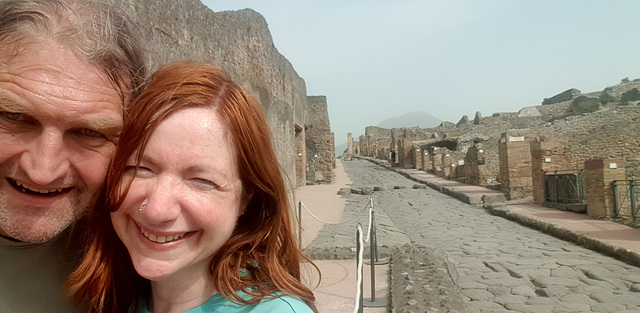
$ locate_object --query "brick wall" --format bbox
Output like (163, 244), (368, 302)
(584, 159), (626, 217)
(499, 131), (534, 199)
(530, 136), (571, 203)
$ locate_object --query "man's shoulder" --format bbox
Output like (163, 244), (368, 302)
(0, 224), (85, 313)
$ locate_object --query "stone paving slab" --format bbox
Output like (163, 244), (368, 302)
(360, 156), (640, 267)
(299, 157), (640, 312)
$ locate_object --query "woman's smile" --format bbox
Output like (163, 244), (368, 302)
(140, 227), (188, 243)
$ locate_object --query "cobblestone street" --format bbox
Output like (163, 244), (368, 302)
(307, 159), (640, 313)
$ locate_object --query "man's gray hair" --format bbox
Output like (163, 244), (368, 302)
(0, 0), (148, 109)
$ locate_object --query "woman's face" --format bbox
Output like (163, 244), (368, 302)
(111, 106), (245, 283)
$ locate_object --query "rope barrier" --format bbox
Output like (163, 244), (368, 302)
(297, 198), (387, 311)
(299, 200), (371, 225)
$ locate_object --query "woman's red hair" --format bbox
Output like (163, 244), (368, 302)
(67, 61), (318, 312)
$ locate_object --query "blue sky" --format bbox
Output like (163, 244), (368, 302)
(201, 0), (640, 148)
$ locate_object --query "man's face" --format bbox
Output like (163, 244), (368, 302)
(0, 42), (123, 243)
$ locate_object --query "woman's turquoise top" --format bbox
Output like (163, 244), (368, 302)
(137, 292), (314, 313)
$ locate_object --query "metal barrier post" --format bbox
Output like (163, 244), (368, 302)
(370, 211), (376, 302)
(365, 198), (389, 266)
(298, 201), (302, 250)
(371, 198), (379, 263)
(356, 225), (363, 313)
(613, 182), (620, 217)
(363, 207), (388, 308)
(631, 181), (637, 222)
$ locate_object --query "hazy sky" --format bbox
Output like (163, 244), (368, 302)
(202, 1), (640, 148)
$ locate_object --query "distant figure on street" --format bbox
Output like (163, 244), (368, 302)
(390, 149), (397, 166)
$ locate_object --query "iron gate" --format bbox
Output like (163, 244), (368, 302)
(613, 180), (640, 222)
(544, 170), (585, 204)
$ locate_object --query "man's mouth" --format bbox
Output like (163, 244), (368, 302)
(7, 178), (70, 196)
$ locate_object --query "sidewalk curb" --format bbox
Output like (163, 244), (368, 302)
(359, 157), (500, 207)
(485, 205), (640, 267)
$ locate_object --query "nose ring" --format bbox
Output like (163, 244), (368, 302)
(139, 199), (148, 214)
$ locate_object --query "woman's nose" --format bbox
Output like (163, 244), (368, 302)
(140, 174), (182, 224)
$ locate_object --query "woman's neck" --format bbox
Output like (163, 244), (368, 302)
(149, 270), (216, 313)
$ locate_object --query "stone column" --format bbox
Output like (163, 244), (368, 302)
(584, 159), (625, 218)
(498, 130), (533, 200)
(415, 146), (423, 170)
(347, 133), (353, 155)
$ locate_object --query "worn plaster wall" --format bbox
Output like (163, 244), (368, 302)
(305, 96), (335, 184)
(110, 0), (310, 186)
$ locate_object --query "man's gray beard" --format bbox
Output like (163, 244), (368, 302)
(0, 188), (95, 243)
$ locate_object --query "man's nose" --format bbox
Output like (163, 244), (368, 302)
(19, 130), (70, 186)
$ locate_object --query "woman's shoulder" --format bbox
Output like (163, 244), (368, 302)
(197, 293), (314, 313)
(249, 295), (314, 313)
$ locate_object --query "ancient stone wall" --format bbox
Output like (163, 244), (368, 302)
(364, 127), (392, 159)
(537, 106), (640, 171)
(110, 0), (322, 187)
(305, 96), (335, 184)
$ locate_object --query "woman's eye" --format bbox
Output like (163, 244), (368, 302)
(191, 178), (218, 190)
(124, 166), (154, 177)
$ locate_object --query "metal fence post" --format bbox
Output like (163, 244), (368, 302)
(356, 225), (363, 313)
(365, 199), (389, 266)
(298, 201), (302, 250)
(613, 182), (620, 217)
(631, 181), (637, 222)
(363, 206), (388, 308)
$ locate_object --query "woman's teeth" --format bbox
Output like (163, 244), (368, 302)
(141, 228), (186, 243)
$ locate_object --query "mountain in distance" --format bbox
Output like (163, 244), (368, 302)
(335, 111), (442, 156)
(376, 111), (442, 129)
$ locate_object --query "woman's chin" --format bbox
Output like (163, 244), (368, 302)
(131, 258), (175, 281)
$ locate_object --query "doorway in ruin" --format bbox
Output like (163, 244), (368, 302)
(294, 123), (305, 187)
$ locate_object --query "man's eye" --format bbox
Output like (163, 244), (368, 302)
(0, 111), (23, 121)
(79, 128), (104, 138)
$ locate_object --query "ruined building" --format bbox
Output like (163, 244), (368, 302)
(305, 96), (335, 184)
(109, 0), (334, 186)
(356, 79), (640, 223)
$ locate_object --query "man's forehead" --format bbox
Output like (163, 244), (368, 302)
(0, 42), (124, 113)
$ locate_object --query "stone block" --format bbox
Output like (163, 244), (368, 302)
(482, 194), (507, 206)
